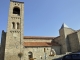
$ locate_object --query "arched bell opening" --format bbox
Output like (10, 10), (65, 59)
(12, 22), (15, 29)
(13, 7), (20, 15)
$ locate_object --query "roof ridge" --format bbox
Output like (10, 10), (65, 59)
(23, 36), (55, 39)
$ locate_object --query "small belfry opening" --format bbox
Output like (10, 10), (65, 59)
(17, 22), (20, 29)
(12, 22), (15, 29)
(13, 7), (20, 15)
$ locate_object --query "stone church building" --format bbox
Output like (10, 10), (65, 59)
(0, 0), (80, 60)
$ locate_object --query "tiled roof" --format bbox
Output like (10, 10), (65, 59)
(23, 36), (54, 39)
(24, 42), (60, 47)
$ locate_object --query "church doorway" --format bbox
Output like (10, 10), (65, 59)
(28, 51), (33, 60)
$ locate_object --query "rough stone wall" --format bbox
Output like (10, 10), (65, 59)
(63, 28), (75, 52)
(23, 46), (60, 60)
(68, 32), (79, 52)
(51, 46), (61, 55)
(53, 36), (62, 54)
(0, 30), (6, 60)
(2, 1), (80, 60)
(59, 28), (67, 54)
(77, 30), (80, 51)
(62, 28), (75, 37)
(4, 1), (24, 60)
(58, 28), (75, 54)
(23, 38), (60, 60)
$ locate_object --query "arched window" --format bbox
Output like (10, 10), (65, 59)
(13, 7), (20, 15)
(28, 51), (33, 59)
(44, 48), (46, 52)
(17, 23), (20, 29)
(12, 22), (15, 29)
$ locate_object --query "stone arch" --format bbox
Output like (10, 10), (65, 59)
(50, 49), (56, 56)
(13, 6), (20, 15)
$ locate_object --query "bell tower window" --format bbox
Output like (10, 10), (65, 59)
(17, 22), (20, 29)
(12, 22), (15, 29)
(13, 7), (20, 15)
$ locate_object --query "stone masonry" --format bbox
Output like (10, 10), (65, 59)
(0, 0), (80, 60)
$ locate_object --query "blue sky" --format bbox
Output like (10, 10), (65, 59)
(0, 0), (80, 42)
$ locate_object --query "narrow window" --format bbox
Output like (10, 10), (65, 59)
(44, 48), (46, 52)
(12, 22), (15, 29)
(17, 23), (20, 29)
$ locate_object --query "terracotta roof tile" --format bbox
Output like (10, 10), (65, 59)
(24, 42), (60, 47)
(23, 36), (54, 39)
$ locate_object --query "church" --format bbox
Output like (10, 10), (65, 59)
(0, 0), (80, 60)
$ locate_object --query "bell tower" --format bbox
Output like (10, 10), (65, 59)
(4, 0), (24, 60)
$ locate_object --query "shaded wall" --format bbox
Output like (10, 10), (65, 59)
(0, 30), (6, 60)
(68, 32), (79, 52)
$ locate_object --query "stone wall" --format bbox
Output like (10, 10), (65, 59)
(58, 28), (75, 54)
(51, 46), (61, 55)
(68, 32), (79, 52)
(53, 36), (62, 54)
(23, 46), (60, 60)
(77, 30), (80, 51)
(4, 1), (24, 60)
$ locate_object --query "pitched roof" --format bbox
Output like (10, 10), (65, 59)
(60, 23), (69, 29)
(23, 36), (54, 39)
(24, 42), (60, 47)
